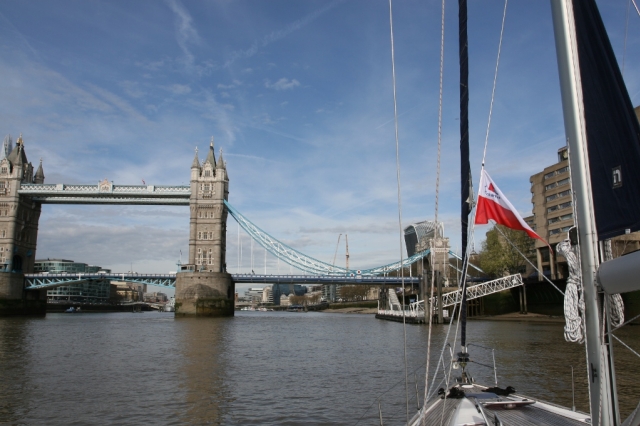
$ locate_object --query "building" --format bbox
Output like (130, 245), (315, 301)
(262, 286), (273, 304)
(279, 294), (290, 307)
(34, 259), (113, 303)
(526, 145), (640, 280)
(272, 283), (306, 305)
(187, 141), (228, 272)
(143, 291), (167, 303)
(0, 134), (44, 273)
(244, 287), (264, 303)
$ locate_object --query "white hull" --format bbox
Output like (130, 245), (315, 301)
(409, 383), (590, 426)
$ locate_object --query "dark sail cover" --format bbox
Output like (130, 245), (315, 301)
(573, 0), (640, 241)
(459, 0), (470, 348)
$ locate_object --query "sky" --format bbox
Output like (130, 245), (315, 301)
(0, 0), (638, 295)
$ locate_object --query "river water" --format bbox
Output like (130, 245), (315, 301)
(0, 311), (638, 425)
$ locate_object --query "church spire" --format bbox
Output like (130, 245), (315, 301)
(191, 146), (200, 169)
(216, 148), (226, 169)
(34, 158), (45, 184)
(204, 136), (216, 167)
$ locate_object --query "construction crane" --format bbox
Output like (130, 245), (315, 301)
(345, 234), (350, 273)
(331, 234), (342, 272)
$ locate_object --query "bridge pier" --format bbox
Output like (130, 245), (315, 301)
(175, 272), (234, 317)
(0, 272), (46, 316)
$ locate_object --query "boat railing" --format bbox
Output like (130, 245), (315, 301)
(377, 308), (424, 318)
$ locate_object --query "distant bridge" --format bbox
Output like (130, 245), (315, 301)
(18, 183), (190, 205)
(23, 272), (419, 290)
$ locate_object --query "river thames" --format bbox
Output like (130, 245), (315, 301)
(0, 311), (638, 425)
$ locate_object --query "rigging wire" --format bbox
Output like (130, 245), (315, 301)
(481, 0), (509, 167)
(387, 0), (410, 423)
(608, 312), (640, 334)
(493, 225), (565, 296)
(431, 0), (509, 415)
(610, 333), (640, 359)
(352, 361), (428, 426)
(633, 0), (640, 18)
(622, 0), (631, 76)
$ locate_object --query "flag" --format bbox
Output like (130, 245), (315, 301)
(475, 169), (547, 244)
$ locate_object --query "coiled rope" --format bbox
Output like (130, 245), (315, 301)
(556, 239), (585, 343)
(603, 239), (624, 327)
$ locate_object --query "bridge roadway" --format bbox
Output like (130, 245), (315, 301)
(18, 183), (190, 205)
(23, 272), (419, 290)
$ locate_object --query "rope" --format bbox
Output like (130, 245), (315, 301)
(422, 246), (438, 426)
(560, 1), (599, 417)
(603, 240), (624, 327)
(463, 0), (506, 349)
(434, 0), (445, 226)
(556, 238), (584, 343)
(387, 1), (409, 423)
(598, 297), (606, 425)
(422, 0), (446, 423)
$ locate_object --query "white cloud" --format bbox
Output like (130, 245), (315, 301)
(119, 81), (145, 99)
(265, 78), (300, 91)
(223, 0), (343, 68)
(135, 59), (169, 72)
(165, 0), (201, 72)
(167, 84), (192, 94)
(86, 84), (149, 123)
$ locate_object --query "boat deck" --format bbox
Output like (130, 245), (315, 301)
(410, 384), (590, 426)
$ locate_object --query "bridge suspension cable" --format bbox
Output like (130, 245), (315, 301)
(224, 200), (433, 276)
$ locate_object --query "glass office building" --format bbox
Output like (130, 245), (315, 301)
(272, 283), (307, 305)
(34, 259), (112, 303)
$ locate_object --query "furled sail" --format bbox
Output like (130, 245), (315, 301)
(573, 0), (640, 240)
(458, 0), (471, 348)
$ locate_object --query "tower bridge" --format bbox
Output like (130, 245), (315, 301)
(23, 272), (420, 290)
(0, 135), (449, 317)
(18, 183), (190, 205)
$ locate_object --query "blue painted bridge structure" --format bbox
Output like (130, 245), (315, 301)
(19, 183), (480, 290)
(24, 272), (420, 290)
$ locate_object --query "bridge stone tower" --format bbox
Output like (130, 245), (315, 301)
(175, 139), (235, 317)
(0, 135), (47, 315)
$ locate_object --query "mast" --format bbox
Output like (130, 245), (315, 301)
(458, 0), (471, 351)
(550, 1), (617, 424)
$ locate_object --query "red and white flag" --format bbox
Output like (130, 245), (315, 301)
(475, 169), (548, 245)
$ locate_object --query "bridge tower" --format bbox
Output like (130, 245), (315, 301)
(0, 135), (47, 315)
(175, 139), (235, 317)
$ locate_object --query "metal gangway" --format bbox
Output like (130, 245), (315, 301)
(433, 274), (524, 308)
(376, 274), (523, 322)
(377, 288), (425, 321)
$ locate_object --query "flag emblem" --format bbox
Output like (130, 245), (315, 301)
(475, 169), (549, 247)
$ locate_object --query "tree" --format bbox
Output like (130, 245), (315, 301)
(477, 224), (535, 278)
(289, 295), (307, 306)
(338, 285), (369, 301)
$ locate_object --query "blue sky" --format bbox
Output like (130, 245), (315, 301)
(0, 0), (638, 294)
